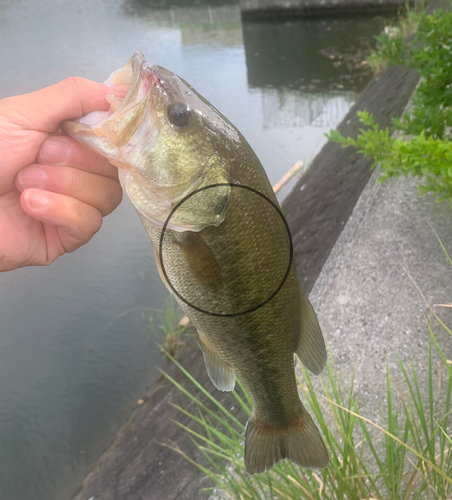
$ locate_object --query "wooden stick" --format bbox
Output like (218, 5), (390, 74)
(273, 160), (304, 193)
(179, 315), (190, 327)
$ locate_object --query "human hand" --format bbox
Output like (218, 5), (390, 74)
(0, 77), (128, 272)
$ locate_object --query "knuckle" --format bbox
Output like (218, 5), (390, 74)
(66, 168), (81, 194)
(57, 76), (88, 94)
(87, 211), (102, 239)
(67, 203), (102, 242)
(102, 180), (122, 215)
(66, 201), (81, 226)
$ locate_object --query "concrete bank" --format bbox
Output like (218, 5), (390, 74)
(281, 64), (419, 293)
(308, 167), (452, 432)
(240, 0), (421, 20)
(72, 19), (436, 500)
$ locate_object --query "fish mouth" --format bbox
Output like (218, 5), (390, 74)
(75, 52), (160, 130)
(62, 52), (186, 157)
(61, 52), (169, 175)
(105, 52), (158, 109)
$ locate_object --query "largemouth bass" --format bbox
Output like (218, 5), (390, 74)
(62, 52), (329, 474)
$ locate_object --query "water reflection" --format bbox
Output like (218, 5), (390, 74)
(243, 17), (387, 92)
(124, 3), (243, 45)
(181, 24), (243, 45)
(125, 0), (238, 11)
(260, 89), (355, 129)
(238, 14), (387, 198)
(120, 2), (386, 136)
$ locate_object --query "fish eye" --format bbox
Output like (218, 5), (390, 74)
(167, 101), (190, 128)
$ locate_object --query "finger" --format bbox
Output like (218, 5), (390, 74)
(16, 164), (122, 217)
(3, 77), (128, 133)
(37, 135), (119, 179)
(20, 188), (102, 253)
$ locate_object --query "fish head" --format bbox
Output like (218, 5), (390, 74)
(62, 52), (235, 231)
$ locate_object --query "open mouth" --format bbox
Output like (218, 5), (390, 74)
(77, 52), (157, 129)
(61, 52), (168, 161)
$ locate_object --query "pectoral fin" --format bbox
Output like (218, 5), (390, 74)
(199, 334), (235, 392)
(294, 289), (327, 375)
(175, 232), (222, 289)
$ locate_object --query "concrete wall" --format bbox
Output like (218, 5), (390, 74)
(240, 0), (420, 19)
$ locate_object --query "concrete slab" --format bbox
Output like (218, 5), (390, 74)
(309, 167), (452, 427)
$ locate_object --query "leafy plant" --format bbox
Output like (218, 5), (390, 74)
(328, 111), (452, 202)
(328, 8), (452, 204)
(367, 2), (426, 73)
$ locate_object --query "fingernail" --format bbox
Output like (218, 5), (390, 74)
(24, 190), (49, 210)
(106, 83), (130, 96)
(18, 166), (47, 189)
(39, 137), (70, 165)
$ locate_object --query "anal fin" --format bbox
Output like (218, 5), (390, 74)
(199, 334), (235, 392)
(295, 289), (327, 375)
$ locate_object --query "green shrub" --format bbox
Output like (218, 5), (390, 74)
(327, 8), (452, 204)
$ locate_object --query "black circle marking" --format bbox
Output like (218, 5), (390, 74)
(158, 183), (293, 317)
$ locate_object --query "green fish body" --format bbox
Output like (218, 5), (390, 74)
(62, 52), (329, 474)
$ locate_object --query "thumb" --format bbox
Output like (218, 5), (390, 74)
(5, 77), (125, 133)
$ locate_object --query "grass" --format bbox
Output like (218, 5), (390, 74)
(163, 330), (451, 499)
(159, 244), (452, 499)
(149, 297), (192, 356)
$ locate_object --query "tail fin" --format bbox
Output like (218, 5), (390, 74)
(244, 409), (329, 474)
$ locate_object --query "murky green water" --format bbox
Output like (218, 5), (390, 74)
(0, 0), (389, 498)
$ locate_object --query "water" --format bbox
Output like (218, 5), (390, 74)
(0, 1), (389, 498)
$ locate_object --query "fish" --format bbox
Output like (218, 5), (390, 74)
(62, 52), (329, 474)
